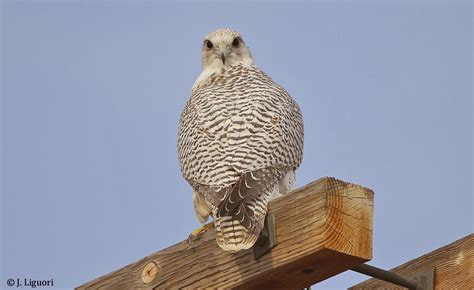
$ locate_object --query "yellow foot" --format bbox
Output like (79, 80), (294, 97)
(187, 223), (214, 244)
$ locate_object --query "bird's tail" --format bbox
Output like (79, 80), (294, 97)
(214, 214), (261, 252)
(213, 168), (282, 252)
(214, 194), (268, 252)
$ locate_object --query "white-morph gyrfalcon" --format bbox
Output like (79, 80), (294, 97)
(178, 28), (304, 252)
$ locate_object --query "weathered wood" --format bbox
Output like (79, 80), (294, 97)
(77, 177), (374, 289)
(350, 234), (473, 289)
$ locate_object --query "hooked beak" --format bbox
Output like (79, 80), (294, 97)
(221, 53), (226, 65)
(217, 45), (230, 65)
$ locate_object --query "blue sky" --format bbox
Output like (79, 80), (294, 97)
(2, 1), (472, 289)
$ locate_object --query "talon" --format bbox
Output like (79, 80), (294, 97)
(188, 223), (214, 244)
(191, 225), (206, 237)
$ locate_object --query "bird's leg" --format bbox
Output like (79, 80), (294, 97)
(187, 223), (214, 244)
(191, 223), (214, 236)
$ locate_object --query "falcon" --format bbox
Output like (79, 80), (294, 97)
(178, 28), (304, 252)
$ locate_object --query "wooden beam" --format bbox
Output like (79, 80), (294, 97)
(350, 234), (473, 289)
(77, 177), (374, 289)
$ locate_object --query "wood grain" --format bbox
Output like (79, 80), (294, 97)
(77, 177), (374, 289)
(350, 234), (473, 289)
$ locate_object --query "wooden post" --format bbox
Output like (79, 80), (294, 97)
(350, 234), (474, 289)
(77, 177), (374, 289)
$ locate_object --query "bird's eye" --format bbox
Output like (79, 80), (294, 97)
(232, 37), (240, 47)
(204, 40), (213, 49)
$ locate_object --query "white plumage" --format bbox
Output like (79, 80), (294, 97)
(178, 28), (304, 252)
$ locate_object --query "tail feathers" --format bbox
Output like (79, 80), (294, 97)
(214, 189), (271, 252)
(214, 214), (263, 252)
(212, 167), (289, 252)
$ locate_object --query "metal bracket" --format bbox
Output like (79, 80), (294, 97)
(412, 267), (435, 290)
(352, 263), (435, 290)
(253, 213), (277, 260)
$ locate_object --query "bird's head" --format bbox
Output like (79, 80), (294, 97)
(201, 28), (253, 69)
